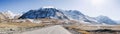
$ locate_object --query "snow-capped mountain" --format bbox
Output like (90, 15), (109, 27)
(0, 11), (16, 19)
(116, 20), (120, 24)
(63, 10), (117, 25)
(95, 15), (117, 25)
(18, 8), (118, 25)
(62, 10), (85, 20)
(19, 8), (69, 20)
(62, 10), (99, 24)
(19, 8), (98, 24)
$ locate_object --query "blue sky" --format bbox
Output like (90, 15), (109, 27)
(0, 0), (120, 20)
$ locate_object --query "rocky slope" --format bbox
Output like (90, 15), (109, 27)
(18, 8), (118, 25)
(63, 10), (99, 24)
(95, 15), (117, 25)
(19, 8), (69, 20)
(0, 11), (16, 19)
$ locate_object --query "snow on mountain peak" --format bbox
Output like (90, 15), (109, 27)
(4, 10), (15, 16)
(95, 15), (117, 25)
(0, 10), (19, 19)
(42, 6), (55, 8)
(18, 7), (118, 25)
(19, 8), (69, 20)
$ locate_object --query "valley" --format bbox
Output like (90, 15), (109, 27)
(0, 8), (119, 34)
(0, 19), (120, 34)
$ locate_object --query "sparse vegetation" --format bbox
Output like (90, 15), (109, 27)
(0, 18), (77, 33)
(0, 18), (120, 34)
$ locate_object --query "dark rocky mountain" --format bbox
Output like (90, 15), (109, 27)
(19, 8), (69, 20)
(19, 8), (118, 25)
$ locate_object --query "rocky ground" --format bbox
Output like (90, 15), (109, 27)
(0, 18), (79, 34)
(0, 19), (120, 34)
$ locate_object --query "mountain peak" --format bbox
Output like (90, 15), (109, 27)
(3, 10), (13, 14)
(18, 8), (118, 25)
(0, 10), (17, 19)
(97, 15), (108, 18)
(42, 6), (55, 8)
(95, 15), (117, 25)
(19, 8), (69, 19)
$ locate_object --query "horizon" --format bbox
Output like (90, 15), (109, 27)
(0, 0), (120, 20)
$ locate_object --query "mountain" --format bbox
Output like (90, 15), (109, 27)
(95, 15), (117, 25)
(19, 8), (99, 24)
(62, 10), (85, 20)
(18, 8), (118, 25)
(0, 11), (16, 19)
(19, 8), (69, 20)
(116, 20), (120, 24)
(64, 10), (117, 25)
(63, 10), (99, 24)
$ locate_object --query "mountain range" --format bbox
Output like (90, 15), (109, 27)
(0, 11), (21, 20)
(0, 8), (118, 25)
